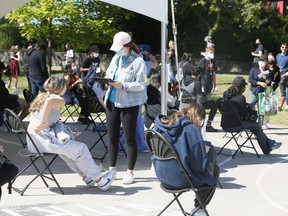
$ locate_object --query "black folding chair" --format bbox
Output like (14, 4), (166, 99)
(4, 108), (64, 195)
(84, 93), (106, 131)
(61, 91), (80, 123)
(145, 129), (216, 216)
(217, 98), (260, 158)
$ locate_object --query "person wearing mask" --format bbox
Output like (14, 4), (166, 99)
(27, 76), (114, 190)
(153, 103), (219, 216)
(105, 31), (147, 184)
(27, 41), (49, 99)
(248, 54), (271, 128)
(198, 46), (217, 97)
(224, 76), (282, 155)
(80, 45), (100, 87)
(180, 63), (218, 132)
(275, 43), (288, 111)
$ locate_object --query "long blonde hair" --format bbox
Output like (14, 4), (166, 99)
(29, 76), (67, 113)
(161, 103), (205, 128)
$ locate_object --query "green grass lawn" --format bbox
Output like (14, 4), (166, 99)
(2, 73), (287, 126)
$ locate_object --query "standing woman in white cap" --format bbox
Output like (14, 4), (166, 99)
(105, 31), (147, 184)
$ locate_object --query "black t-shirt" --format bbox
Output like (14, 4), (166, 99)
(81, 56), (100, 72)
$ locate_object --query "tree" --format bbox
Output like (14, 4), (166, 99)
(5, 0), (133, 73)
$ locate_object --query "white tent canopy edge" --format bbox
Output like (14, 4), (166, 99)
(0, 0), (169, 114)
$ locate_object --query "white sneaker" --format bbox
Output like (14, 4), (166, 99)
(190, 208), (208, 216)
(262, 124), (269, 130)
(109, 167), (117, 181)
(83, 177), (95, 187)
(83, 164), (102, 187)
(97, 169), (114, 191)
(122, 172), (135, 184)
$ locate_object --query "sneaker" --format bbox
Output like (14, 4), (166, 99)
(83, 164), (102, 187)
(278, 107), (282, 111)
(190, 208), (208, 216)
(83, 177), (96, 187)
(122, 172), (135, 184)
(97, 169), (115, 191)
(261, 124), (269, 130)
(109, 167), (117, 181)
(206, 126), (218, 132)
(271, 142), (282, 151)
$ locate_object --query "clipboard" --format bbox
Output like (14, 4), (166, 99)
(92, 77), (115, 84)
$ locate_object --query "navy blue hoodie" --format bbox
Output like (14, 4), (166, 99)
(153, 115), (216, 189)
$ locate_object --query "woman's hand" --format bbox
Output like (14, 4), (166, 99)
(0, 145), (4, 153)
(110, 81), (123, 89)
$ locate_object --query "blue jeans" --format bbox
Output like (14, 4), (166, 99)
(30, 77), (47, 98)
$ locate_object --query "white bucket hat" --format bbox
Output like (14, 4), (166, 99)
(110, 32), (131, 51)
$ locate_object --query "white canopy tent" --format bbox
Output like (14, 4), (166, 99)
(0, 0), (169, 114)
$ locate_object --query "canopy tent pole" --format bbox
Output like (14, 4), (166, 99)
(161, 22), (168, 115)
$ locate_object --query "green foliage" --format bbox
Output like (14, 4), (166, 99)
(5, 0), (133, 51)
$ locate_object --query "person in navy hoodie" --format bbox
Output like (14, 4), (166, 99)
(153, 103), (219, 216)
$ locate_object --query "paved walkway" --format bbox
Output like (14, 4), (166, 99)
(0, 117), (287, 216)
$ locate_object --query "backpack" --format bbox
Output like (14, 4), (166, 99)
(84, 63), (98, 88)
(180, 83), (197, 104)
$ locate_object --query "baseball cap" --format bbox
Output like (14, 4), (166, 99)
(232, 76), (248, 87)
(110, 32), (131, 52)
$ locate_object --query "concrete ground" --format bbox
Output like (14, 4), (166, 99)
(0, 116), (287, 216)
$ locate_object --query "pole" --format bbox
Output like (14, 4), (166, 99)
(161, 22), (168, 115)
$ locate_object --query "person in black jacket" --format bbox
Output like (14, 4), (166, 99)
(223, 76), (282, 155)
(23, 38), (37, 91)
(27, 41), (49, 98)
(0, 145), (18, 202)
(0, 73), (29, 120)
(180, 63), (218, 132)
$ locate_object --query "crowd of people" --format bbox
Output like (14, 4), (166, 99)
(0, 34), (286, 215)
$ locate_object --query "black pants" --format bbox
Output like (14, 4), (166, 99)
(106, 101), (139, 170)
(73, 89), (90, 117)
(0, 163), (18, 201)
(201, 99), (217, 122)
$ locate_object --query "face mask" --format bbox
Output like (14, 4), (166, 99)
(206, 53), (214, 60)
(258, 61), (265, 68)
(116, 50), (127, 56)
(268, 60), (275, 65)
(93, 53), (99, 58)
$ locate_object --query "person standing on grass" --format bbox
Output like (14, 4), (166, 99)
(8, 45), (20, 89)
(27, 42), (49, 99)
(105, 31), (147, 184)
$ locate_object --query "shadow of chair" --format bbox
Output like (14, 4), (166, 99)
(145, 129), (216, 216)
(217, 98), (260, 158)
(4, 108), (64, 195)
